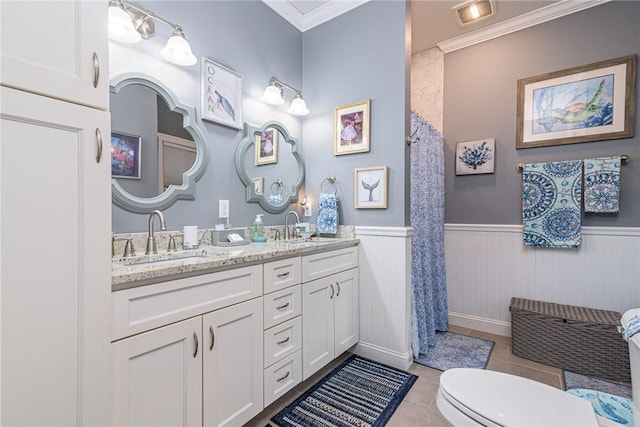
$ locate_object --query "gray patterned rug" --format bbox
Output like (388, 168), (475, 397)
(413, 331), (495, 371)
(271, 355), (417, 427)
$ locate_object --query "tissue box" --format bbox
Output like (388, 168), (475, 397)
(509, 297), (630, 382)
(212, 228), (250, 247)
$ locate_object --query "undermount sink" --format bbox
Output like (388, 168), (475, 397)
(127, 255), (208, 267)
(113, 248), (244, 268)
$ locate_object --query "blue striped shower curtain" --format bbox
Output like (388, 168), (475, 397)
(410, 113), (448, 358)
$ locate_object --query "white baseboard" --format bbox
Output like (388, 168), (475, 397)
(448, 311), (512, 337)
(351, 341), (413, 371)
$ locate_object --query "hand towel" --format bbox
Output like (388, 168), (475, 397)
(316, 192), (339, 234)
(584, 156), (621, 213)
(624, 315), (640, 341)
(522, 160), (582, 248)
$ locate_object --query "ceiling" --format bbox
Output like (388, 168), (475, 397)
(261, 0), (608, 54)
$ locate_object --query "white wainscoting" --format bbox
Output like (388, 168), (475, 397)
(445, 224), (640, 336)
(353, 226), (413, 370)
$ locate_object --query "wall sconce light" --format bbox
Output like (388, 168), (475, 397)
(260, 76), (310, 116)
(452, 0), (496, 26)
(108, 0), (197, 66)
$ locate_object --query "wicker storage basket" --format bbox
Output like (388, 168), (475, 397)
(509, 297), (630, 383)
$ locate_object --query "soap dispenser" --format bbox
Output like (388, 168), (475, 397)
(251, 214), (267, 242)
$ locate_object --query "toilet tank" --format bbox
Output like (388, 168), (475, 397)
(621, 308), (640, 425)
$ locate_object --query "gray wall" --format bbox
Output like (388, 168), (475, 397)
(302, 1), (411, 227)
(111, 1), (304, 232)
(112, 0), (411, 232)
(443, 1), (640, 226)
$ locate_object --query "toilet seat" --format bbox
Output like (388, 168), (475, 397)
(438, 368), (600, 426)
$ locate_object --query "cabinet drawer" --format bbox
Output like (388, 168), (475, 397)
(264, 285), (301, 330)
(302, 246), (358, 283)
(264, 316), (302, 368)
(263, 257), (301, 294)
(112, 265), (263, 341)
(264, 351), (301, 407)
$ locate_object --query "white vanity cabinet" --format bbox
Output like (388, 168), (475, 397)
(1, 2), (111, 425)
(111, 266), (264, 427)
(262, 257), (304, 406)
(302, 247), (359, 380)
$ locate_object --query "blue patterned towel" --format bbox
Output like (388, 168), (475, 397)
(584, 156), (621, 213)
(522, 160), (582, 248)
(624, 315), (640, 341)
(316, 192), (338, 234)
(567, 389), (634, 425)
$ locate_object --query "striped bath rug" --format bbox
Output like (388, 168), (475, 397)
(271, 355), (417, 427)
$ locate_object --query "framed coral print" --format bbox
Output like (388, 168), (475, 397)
(201, 57), (243, 129)
(516, 55), (636, 149)
(334, 100), (370, 155)
(255, 128), (278, 165)
(354, 166), (387, 209)
(111, 131), (141, 179)
(456, 138), (495, 175)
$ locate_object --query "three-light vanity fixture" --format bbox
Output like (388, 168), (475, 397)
(261, 76), (310, 116)
(108, 0), (197, 66)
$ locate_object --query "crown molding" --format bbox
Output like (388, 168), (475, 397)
(262, 0), (371, 32)
(437, 0), (611, 53)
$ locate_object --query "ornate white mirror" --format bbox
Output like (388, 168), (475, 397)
(110, 73), (208, 213)
(235, 121), (305, 214)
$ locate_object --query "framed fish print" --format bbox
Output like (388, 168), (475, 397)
(111, 131), (141, 179)
(334, 100), (370, 155)
(354, 166), (387, 209)
(201, 57), (243, 129)
(516, 55), (636, 149)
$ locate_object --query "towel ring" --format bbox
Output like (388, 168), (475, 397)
(320, 175), (338, 194)
(269, 179), (284, 196)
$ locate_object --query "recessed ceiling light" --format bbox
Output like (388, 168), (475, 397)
(452, 0), (496, 26)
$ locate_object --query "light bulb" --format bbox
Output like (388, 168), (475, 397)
(160, 31), (197, 66)
(469, 4), (480, 19)
(108, 3), (141, 43)
(287, 95), (309, 116)
(261, 84), (285, 105)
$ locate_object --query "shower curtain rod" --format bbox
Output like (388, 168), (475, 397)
(517, 154), (630, 172)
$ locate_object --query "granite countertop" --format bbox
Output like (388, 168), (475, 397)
(112, 237), (359, 291)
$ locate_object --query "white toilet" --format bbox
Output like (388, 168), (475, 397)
(436, 308), (640, 427)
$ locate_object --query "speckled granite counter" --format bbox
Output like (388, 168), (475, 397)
(112, 237), (359, 291)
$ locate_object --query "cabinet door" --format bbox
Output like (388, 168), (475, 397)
(0, 0), (108, 109)
(1, 87), (111, 426)
(333, 269), (360, 356)
(111, 317), (203, 427)
(302, 277), (335, 380)
(203, 298), (264, 427)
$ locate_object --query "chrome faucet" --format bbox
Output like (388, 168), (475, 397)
(284, 210), (300, 240)
(145, 210), (167, 255)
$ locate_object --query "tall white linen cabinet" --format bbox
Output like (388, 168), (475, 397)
(1, 1), (112, 425)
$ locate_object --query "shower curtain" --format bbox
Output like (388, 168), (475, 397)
(410, 112), (448, 358)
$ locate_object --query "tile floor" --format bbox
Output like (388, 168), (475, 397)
(246, 325), (567, 426)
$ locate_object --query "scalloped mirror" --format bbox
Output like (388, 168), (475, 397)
(110, 73), (208, 213)
(235, 121), (305, 214)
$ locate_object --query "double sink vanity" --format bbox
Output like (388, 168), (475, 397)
(111, 231), (360, 426)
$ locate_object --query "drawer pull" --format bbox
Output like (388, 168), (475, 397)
(336, 282), (341, 297)
(276, 302), (290, 310)
(276, 336), (290, 345)
(95, 128), (103, 163)
(276, 272), (290, 279)
(276, 371), (290, 382)
(209, 326), (215, 350)
(92, 52), (100, 88)
(193, 332), (198, 358)
(330, 284), (334, 299)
